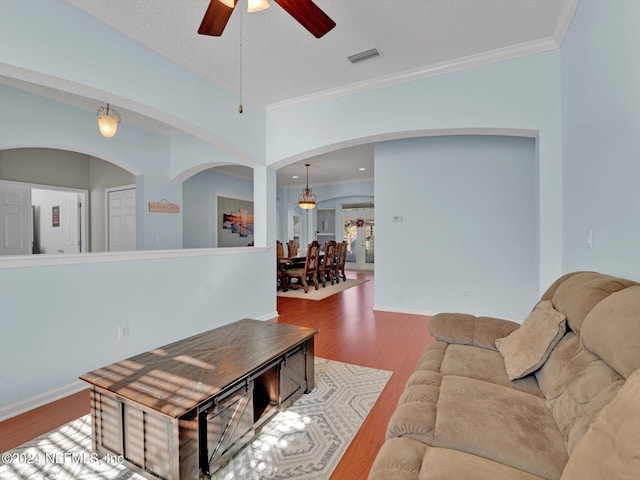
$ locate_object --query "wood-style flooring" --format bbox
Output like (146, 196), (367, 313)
(0, 272), (434, 479)
(273, 273), (434, 479)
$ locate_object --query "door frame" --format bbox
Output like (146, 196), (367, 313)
(105, 184), (136, 252)
(340, 213), (374, 271)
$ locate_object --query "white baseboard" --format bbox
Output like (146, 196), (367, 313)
(372, 305), (439, 317)
(254, 311), (279, 321)
(0, 380), (87, 422)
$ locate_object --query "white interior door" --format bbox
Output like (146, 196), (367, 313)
(0, 181), (32, 255)
(31, 188), (82, 254)
(61, 196), (80, 253)
(107, 187), (136, 251)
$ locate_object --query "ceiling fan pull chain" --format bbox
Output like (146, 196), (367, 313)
(238, 5), (244, 114)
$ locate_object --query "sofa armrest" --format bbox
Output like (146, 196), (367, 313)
(429, 313), (520, 351)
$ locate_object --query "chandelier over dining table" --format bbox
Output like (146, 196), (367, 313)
(298, 163), (317, 210)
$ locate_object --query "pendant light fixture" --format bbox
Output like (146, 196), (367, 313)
(298, 164), (317, 210)
(96, 103), (121, 138)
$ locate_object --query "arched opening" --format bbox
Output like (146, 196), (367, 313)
(0, 147), (136, 255)
(181, 164), (255, 248)
(272, 128), (540, 314)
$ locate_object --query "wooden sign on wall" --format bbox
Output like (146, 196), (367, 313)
(148, 200), (180, 213)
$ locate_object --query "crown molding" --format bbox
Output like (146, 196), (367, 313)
(553, 0), (580, 46)
(266, 37), (560, 114)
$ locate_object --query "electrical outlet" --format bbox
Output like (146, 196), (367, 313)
(463, 291), (470, 297)
(118, 324), (129, 340)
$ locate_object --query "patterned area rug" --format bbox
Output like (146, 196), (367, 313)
(1, 358), (391, 480)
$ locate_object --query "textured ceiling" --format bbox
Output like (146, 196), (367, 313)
(4, 1), (577, 186)
(67, 0), (577, 111)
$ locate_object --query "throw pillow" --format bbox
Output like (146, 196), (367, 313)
(561, 369), (640, 479)
(495, 300), (567, 380)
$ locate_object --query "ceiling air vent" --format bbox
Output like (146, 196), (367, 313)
(348, 48), (381, 65)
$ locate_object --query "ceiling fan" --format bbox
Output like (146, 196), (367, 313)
(198, 0), (336, 38)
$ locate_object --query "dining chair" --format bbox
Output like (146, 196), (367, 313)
(282, 241), (320, 293)
(335, 240), (348, 283)
(287, 241), (298, 258)
(318, 240), (337, 287)
(276, 241), (285, 290)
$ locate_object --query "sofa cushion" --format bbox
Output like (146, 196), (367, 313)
(560, 369), (640, 480)
(368, 436), (428, 480)
(535, 332), (580, 398)
(551, 272), (637, 334)
(545, 345), (623, 452)
(412, 342), (542, 397)
(387, 376), (567, 479)
(434, 376), (567, 479)
(581, 285), (640, 379)
(420, 446), (548, 480)
(440, 344), (542, 397)
(495, 300), (567, 380)
(369, 438), (546, 480)
(539, 271), (587, 303)
(429, 313), (519, 350)
(414, 341), (448, 372)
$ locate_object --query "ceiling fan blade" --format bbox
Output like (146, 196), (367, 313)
(198, 0), (237, 37)
(273, 0), (336, 38)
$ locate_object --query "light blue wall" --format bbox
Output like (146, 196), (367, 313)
(0, 84), (275, 417)
(0, 0), (266, 163)
(267, 51), (563, 293)
(375, 135), (538, 320)
(0, 250), (274, 410)
(0, 83), (187, 251)
(561, 0), (640, 280)
(183, 170), (254, 248)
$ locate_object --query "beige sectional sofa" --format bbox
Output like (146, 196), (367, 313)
(369, 271), (640, 479)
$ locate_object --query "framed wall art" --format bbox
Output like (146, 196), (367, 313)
(217, 196), (254, 247)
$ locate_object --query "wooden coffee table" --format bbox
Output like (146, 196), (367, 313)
(80, 319), (318, 479)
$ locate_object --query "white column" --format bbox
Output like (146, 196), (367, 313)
(253, 165), (277, 248)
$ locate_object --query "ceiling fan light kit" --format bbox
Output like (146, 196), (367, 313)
(198, 0), (335, 113)
(247, 0), (270, 13)
(96, 103), (121, 138)
(199, 0), (335, 38)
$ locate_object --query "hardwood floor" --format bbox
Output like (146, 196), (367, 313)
(0, 389), (89, 454)
(0, 272), (434, 479)
(273, 273), (434, 479)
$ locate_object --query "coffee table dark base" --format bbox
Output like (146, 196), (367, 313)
(81, 320), (317, 480)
